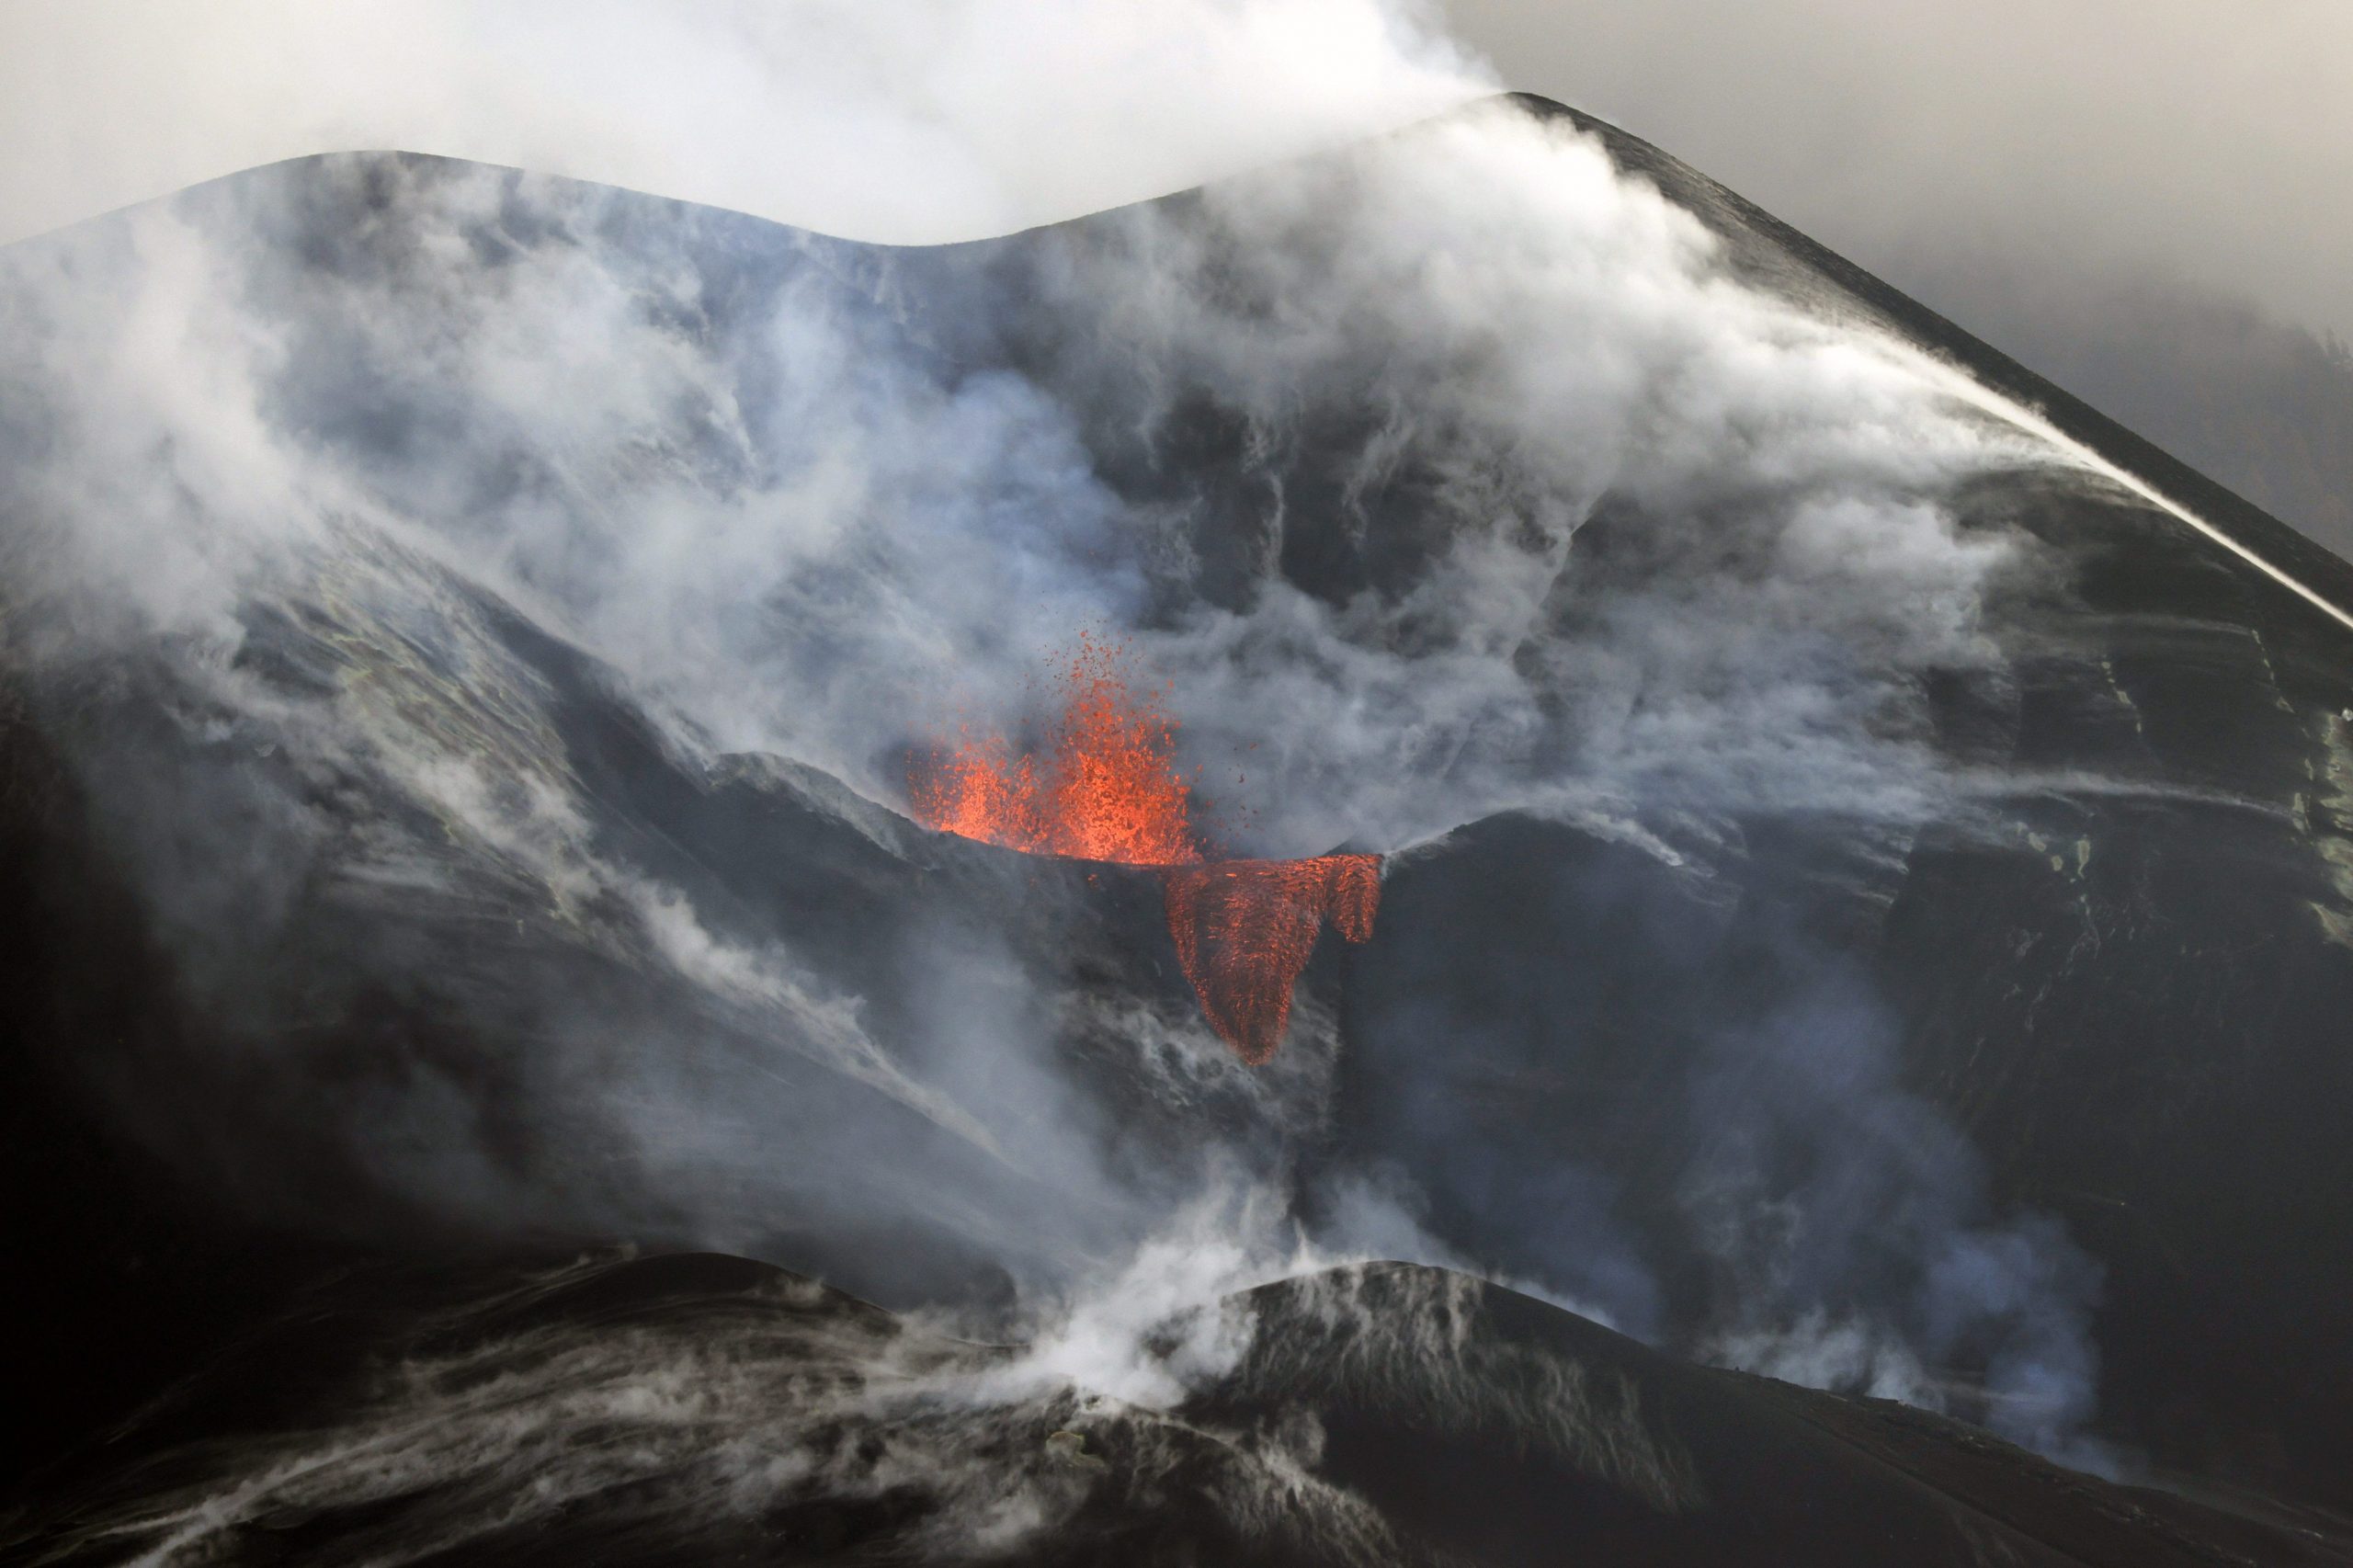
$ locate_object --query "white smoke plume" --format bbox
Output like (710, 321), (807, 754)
(0, 0), (1491, 247)
(0, 0), (2121, 1471)
(2, 106), (2050, 850)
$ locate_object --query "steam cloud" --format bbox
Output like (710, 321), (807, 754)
(0, 0), (1492, 247)
(0, 1), (2115, 1471)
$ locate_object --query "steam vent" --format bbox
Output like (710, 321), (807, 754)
(908, 633), (1380, 1062)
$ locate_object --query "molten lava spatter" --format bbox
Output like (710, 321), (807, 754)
(907, 635), (1378, 1062)
(908, 632), (1198, 867)
(1165, 856), (1381, 1065)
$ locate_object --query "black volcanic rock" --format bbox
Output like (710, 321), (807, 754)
(8, 1252), (2346, 1565)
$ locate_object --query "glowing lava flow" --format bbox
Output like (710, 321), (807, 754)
(1164, 855), (1380, 1065)
(907, 634), (1378, 1063)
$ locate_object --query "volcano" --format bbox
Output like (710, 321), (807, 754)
(5, 92), (2353, 1565)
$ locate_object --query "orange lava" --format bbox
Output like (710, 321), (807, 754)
(1165, 856), (1381, 1065)
(907, 634), (1379, 1062)
(908, 631), (1199, 868)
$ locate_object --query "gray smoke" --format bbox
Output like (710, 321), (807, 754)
(0, 87), (2116, 1460)
(0, 0), (1495, 247)
(1680, 958), (2109, 1468)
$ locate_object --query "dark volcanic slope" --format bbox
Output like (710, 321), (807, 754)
(1319, 97), (2353, 1514)
(9, 1253), (2346, 1567)
(6, 90), (2353, 1562)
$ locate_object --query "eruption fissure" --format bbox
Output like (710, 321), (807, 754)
(908, 633), (1378, 1062)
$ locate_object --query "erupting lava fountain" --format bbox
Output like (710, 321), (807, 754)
(906, 633), (1379, 1063)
